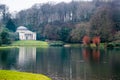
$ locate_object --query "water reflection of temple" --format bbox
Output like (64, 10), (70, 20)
(18, 47), (36, 66)
(1, 47), (120, 80)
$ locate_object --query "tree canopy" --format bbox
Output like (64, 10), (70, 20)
(0, 0), (120, 43)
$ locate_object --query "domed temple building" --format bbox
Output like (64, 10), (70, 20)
(16, 26), (36, 40)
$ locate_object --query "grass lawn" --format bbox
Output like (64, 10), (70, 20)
(90, 43), (105, 49)
(0, 46), (18, 49)
(11, 40), (49, 47)
(0, 70), (51, 80)
(68, 43), (105, 48)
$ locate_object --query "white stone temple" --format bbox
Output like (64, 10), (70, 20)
(16, 26), (36, 40)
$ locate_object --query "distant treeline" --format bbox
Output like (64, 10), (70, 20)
(0, 0), (120, 43)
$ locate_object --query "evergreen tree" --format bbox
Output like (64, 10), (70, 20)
(6, 19), (16, 32)
(0, 37), (2, 46)
(0, 28), (11, 44)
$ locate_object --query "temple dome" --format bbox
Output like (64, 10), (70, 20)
(17, 26), (28, 30)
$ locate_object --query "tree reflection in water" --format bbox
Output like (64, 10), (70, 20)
(82, 48), (100, 63)
(0, 47), (120, 80)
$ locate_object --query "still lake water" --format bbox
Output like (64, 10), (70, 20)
(0, 47), (120, 80)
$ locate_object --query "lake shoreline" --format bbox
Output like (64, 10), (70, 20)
(0, 44), (120, 80)
(0, 40), (120, 49)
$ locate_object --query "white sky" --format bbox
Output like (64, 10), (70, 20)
(0, 0), (72, 12)
(0, 0), (92, 13)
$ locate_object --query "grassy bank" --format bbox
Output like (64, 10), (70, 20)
(0, 40), (117, 49)
(107, 42), (120, 48)
(0, 40), (64, 48)
(11, 40), (49, 47)
(0, 46), (18, 50)
(90, 43), (105, 49)
(66, 43), (105, 48)
(0, 70), (51, 80)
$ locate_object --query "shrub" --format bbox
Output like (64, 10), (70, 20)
(82, 35), (90, 45)
(49, 41), (64, 46)
(92, 36), (100, 46)
(115, 43), (120, 47)
(107, 44), (114, 48)
(0, 38), (2, 46)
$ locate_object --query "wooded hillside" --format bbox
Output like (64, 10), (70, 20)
(0, 0), (120, 43)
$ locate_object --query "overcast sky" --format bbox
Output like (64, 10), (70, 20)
(0, 0), (72, 12)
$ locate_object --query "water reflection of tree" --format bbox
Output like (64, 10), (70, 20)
(109, 50), (120, 80)
(82, 48), (110, 80)
(0, 49), (9, 69)
(0, 48), (19, 69)
(82, 48), (100, 64)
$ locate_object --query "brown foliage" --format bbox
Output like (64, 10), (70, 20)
(82, 35), (90, 45)
(92, 36), (100, 46)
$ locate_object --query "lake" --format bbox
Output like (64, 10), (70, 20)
(0, 47), (120, 80)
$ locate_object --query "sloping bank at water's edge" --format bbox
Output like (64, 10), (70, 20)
(0, 41), (48, 49)
(0, 70), (51, 80)
(11, 40), (48, 46)
(0, 40), (64, 48)
(10, 40), (65, 47)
